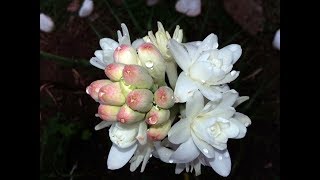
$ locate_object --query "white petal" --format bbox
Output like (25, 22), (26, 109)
(189, 61), (213, 83)
(79, 0), (94, 17)
(109, 122), (138, 148)
(94, 121), (113, 130)
(175, 0), (201, 17)
(198, 85), (222, 101)
(89, 57), (105, 70)
(174, 73), (198, 103)
(175, 163), (185, 174)
(99, 38), (118, 50)
(132, 38), (145, 49)
(206, 107), (236, 120)
(196, 33), (218, 57)
(222, 120), (240, 138)
(107, 143), (138, 170)
(166, 61), (178, 89)
(40, 13), (54, 33)
(154, 142), (175, 163)
(168, 118), (191, 144)
(208, 149), (231, 177)
(168, 39), (192, 72)
(184, 41), (202, 47)
(186, 90), (204, 119)
(169, 138), (200, 163)
(221, 44), (242, 64)
(213, 71), (239, 85)
(136, 121), (148, 145)
(228, 118), (247, 139)
(218, 90), (239, 108)
(94, 50), (103, 61)
(183, 43), (198, 60)
(191, 131), (215, 158)
(233, 112), (251, 127)
(233, 96), (249, 108)
(273, 29), (280, 50)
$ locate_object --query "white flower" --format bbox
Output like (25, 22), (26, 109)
(40, 13), (54, 33)
(273, 29), (280, 50)
(79, 0), (94, 17)
(143, 22), (183, 88)
(156, 90), (250, 176)
(168, 33), (242, 102)
(146, 0), (159, 6)
(129, 140), (154, 172)
(175, 0), (201, 17)
(90, 23), (145, 70)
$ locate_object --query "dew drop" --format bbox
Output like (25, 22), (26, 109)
(145, 61), (154, 68)
(149, 154), (153, 158)
(203, 149), (209, 154)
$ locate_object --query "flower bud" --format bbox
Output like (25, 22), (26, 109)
(147, 119), (172, 141)
(98, 82), (125, 106)
(137, 43), (166, 85)
(98, 104), (121, 121)
(145, 106), (170, 125)
(86, 79), (112, 101)
(122, 65), (153, 89)
(117, 104), (145, 124)
(105, 63), (125, 81)
(154, 86), (175, 109)
(126, 89), (153, 113)
(113, 44), (139, 65)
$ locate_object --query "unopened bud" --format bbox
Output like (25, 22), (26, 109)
(113, 44), (139, 65)
(98, 104), (121, 121)
(145, 106), (170, 125)
(154, 86), (175, 109)
(98, 82), (125, 106)
(126, 89), (153, 113)
(117, 104), (145, 124)
(86, 79), (112, 101)
(123, 65), (153, 89)
(105, 63), (125, 81)
(147, 119), (172, 141)
(137, 43), (166, 85)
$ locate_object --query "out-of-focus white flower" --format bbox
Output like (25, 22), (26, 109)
(154, 90), (250, 176)
(90, 23), (145, 70)
(129, 140), (154, 172)
(146, 0), (159, 6)
(143, 22), (183, 88)
(168, 33), (242, 103)
(40, 13), (55, 33)
(79, 0), (94, 17)
(175, 0), (201, 17)
(273, 29), (280, 50)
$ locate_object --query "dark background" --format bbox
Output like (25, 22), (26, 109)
(40, 0), (280, 179)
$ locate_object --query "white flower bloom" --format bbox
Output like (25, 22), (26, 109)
(129, 140), (154, 172)
(146, 0), (159, 6)
(90, 23), (145, 70)
(40, 13), (54, 33)
(273, 29), (280, 50)
(168, 33), (242, 102)
(143, 22), (183, 88)
(79, 0), (94, 17)
(175, 0), (201, 17)
(156, 90), (250, 176)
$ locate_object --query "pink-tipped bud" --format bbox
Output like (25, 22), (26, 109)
(147, 119), (172, 141)
(105, 63), (125, 81)
(86, 79), (112, 101)
(145, 106), (170, 125)
(122, 65), (153, 89)
(137, 43), (166, 85)
(113, 44), (139, 65)
(126, 89), (153, 113)
(98, 82), (125, 106)
(117, 104), (145, 124)
(154, 86), (175, 109)
(98, 104), (121, 121)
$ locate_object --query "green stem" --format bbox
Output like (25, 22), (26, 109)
(104, 0), (122, 25)
(40, 51), (90, 67)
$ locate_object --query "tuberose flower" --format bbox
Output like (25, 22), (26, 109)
(175, 0), (202, 17)
(168, 33), (242, 103)
(78, 0), (94, 17)
(40, 13), (55, 33)
(155, 90), (250, 176)
(273, 29), (280, 50)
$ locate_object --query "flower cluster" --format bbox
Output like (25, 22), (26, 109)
(86, 22), (251, 176)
